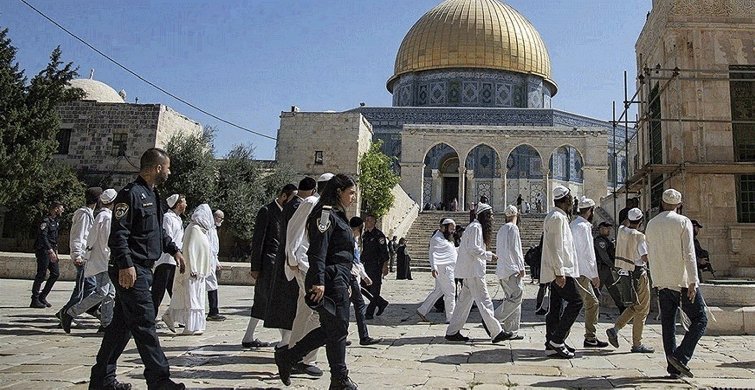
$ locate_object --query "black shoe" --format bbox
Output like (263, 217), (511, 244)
(583, 338), (609, 348)
(292, 362), (323, 377)
(630, 344), (655, 353)
(667, 355), (693, 378)
(328, 376), (358, 390)
(535, 308), (547, 315)
(242, 339), (274, 348)
(55, 308), (63, 320)
(364, 314), (374, 320)
(206, 313), (226, 321)
(445, 332), (470, 342)
(376, 301), (388, 316)
(274, 346), (292, 386)
(102, 381), (132, 390)
(510, 334), (525, 340)
(97, 325), (107, 333)
(30, 299), (46, 309)
(39, 297), (52, 308)
(359, 337), (382, 346)
(545, 341), (575, 354)
(61, 311), (74, 334)
(546, 341), (574, 359)
(492, 330), (513, 343)
(149, 379), (184, 390)
(345, 340), (352, 346)
(606, 327), (619, 348)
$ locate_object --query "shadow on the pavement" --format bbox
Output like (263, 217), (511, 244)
(525, 375), (684, 388)
(380, 336), (437, 346)
(718, 360), (755, 369)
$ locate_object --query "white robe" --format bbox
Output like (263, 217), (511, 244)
(166, 205), (214, 334)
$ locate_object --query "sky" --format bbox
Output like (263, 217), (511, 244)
(3, 0), (650, 160)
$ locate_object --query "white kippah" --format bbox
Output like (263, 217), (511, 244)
(553, 185), (570, 200)
(441, 218), (456, 226)
(503, 205), (518, 217)
(628, 208), (643, 221)
(317, 173), (334, 182)
(476, 203), (492, 215)
(578, 196), (595, 209)
(167, 194), (180, 208)
(662, 188), (682, 205)
(100, 189), (117, 205)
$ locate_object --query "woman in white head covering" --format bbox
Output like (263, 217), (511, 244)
(163, 204), (214, 335)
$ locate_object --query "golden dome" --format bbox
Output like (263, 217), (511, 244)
(388, 0), (556, 94)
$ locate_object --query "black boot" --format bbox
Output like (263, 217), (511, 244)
(329, 376), (358, 390)
(30, 298), (46, 309)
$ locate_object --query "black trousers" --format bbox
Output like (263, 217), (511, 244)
(349, 275), (368, 340)
(208, 290), (219, 316)
(90, 264), (171, 389)
(31, 249), (59, 300)
(288, 264), (351, 380)
(545, 277), (583, 345)
(151, 264), (175, 315)
(365, 280), (387, 316)
(597, 264), (626, 312)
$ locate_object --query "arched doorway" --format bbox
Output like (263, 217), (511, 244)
(549, 145), (584, 200)
(466, 144), (501, 208)
(506, 145), (544, 212)
(423, 143), (459, 210)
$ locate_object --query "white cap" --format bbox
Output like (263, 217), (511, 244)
(628, 208), (643, 221)
(503, 205), (518, 217)
(100, 189), (117, 205)
(476, 203), (492, 215)
(166, 194), (180, 208)
(553, 185), (570, 200)
(441, 218), (456, 226)
(662, 188), (682, 205)
(578, 196), (595, 209)
(317, 173), (334, 182)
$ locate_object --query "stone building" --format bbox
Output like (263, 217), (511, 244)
(625, 0), (755, 276)
(277, 0), (615, 214)
(54, 76), (202, 188)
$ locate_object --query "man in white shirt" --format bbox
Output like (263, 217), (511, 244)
(541, 186), (583, 359)
(570, 197), (609, 348)
(646, 189), (706, 378)
(61, 189), (117, 334)
(152, 194), (186, 316)
(445, 203), (513, 343)
(606, 208), (654, 354)
(416, 218), (458, 323)
(493, 205), (526, 339)
(206, 210), (226, 321)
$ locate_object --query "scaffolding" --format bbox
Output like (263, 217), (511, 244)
(608, 65), (755, 225)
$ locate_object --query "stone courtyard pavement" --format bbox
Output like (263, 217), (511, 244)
(1, 273), (754, 390)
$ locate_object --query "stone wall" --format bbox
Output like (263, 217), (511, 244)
(155, 104), (203, 148)
(633, 0), (755, 275)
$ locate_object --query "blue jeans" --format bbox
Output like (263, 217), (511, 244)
(659, 288), (707, 374)
(63, 264), (96, 312)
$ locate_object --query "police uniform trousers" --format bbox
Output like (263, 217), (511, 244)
(288, 270), (319, 365)
(446, 277), (502, 339)
(286, 263), (351, 380)
(91, 264), (171, 389)
(364, 265), (387, 317)
(597, 263), (626, 312)
(31, 249), (59, 300)
(417, 264), (456, 321)
(151, 263), (175, 315)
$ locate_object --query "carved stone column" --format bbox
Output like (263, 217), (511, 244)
(458, 165), (466, 207)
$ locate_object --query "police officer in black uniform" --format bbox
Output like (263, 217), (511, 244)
(275, 174), (358, 390)
(362, 214), (389, 319)
(89, 148), (186, 390)
(30, 200), (64, 308)
(593, 221), (626, 313)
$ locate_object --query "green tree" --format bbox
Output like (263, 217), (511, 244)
(359, 140), (400, 217)
(162, 126), (218, 210)
(0, 27), (83, 206)
(215, 144), (264, 243)
(19, 163), (86, 234)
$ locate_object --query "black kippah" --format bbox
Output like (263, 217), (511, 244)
(298, 177), (317, 192)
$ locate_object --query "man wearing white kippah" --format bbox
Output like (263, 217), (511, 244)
(605, 208), (654, 354)
(646, 189), (706, 379)
(541, 186), (583, 359)
(493, 205), (526, 339)
(152, 194), (186, 318)
(416, 218), (458, 323)
(571, 197), (609, 348)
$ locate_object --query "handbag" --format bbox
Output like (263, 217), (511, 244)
(612, 270), (638, 307)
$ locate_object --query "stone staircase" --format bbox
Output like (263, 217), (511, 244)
(403, 211), (545, 273)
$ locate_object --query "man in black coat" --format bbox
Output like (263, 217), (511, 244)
(594, 222), (626, 313)
(264, 178), (317, 348)
(242, 184), (297, 348)
(362, 214), (390, 319)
